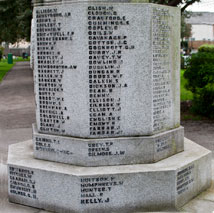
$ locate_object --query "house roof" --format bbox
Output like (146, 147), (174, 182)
(186, 12), (214, 25)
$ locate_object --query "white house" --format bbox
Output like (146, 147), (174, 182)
(186, 12), (214, 41)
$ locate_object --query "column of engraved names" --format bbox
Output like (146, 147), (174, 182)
(9, 167), (37, 199)
(36, 8), (75, 134)
(152, 8), (172, 131)
(88, 6), (133, 136)
(177, 165), (194, 195)
(80, 176), (123, 205)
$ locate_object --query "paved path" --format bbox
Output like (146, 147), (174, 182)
(0, 62), (42, 213)
(0, 62), (214, 212)
(181, 120), (214, 158)
(0, 61), (35, 164)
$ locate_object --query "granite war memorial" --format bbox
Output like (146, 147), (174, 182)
(8, 0), (212, 212)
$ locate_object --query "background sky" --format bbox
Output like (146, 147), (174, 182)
(186, 0), (214, 12)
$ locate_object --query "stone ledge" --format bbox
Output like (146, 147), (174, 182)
(33, 124), (184, 166)
(8, 138), (211, 212)
(32, 0), (149, 7)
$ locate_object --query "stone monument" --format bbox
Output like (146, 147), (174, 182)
(30, 18), (35, 69)
(8, 0), (212, 212)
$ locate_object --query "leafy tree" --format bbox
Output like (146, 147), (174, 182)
(16, 0), (32, 42)
(184, 45), (214, 118)
(0, 0), (32, 43)
(181, 12), (192, 42)
(0, 46), (3, 61)
(181, 11), (192, 53)
(0, 0), (19, 43)
(151, 0), (201, 13)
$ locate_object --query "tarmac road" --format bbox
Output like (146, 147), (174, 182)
(0, 61), (214, 212)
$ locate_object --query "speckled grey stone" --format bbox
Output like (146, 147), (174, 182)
(8, 139), (212, 212)
(30, 19), (36, 70)
(32, 0), (150, 6)
(33, 2), (180, 138)
(32, 124), (184, 166)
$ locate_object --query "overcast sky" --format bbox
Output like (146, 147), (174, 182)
(186, 0), (214, 12)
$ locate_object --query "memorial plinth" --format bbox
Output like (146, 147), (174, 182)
(8, 139), (211, 212)
(33, 124), (184, 166)
(8, 0), (212, 212)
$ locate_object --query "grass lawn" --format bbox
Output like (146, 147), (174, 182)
(180, 69), (193, 101)
(180, 70), (206, 120)
(0, 57), (30, 82)
(0, 61), (14, 82)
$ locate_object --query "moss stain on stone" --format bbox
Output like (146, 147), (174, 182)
(171, 138), (177, 153)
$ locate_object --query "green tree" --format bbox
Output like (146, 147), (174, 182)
(181, 11), (192, 53)
(0, 46), (3, 61)
(151, 0), (201, 13)
(0, 0), (32, 43)
(184, 45), (214, 118)
(16, 0), (32, 42)
(181, 12), (192, 42)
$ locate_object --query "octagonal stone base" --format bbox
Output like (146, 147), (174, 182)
(33, 124), (184, 166)
(8, 139), (211, 212)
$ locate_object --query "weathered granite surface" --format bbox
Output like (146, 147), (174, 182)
(34, 3), (180, 138)
(8, 139), (212, 212)
(30, 19), (36, 70)
(33, 124), (184, 166)
(32, 0), (150, 6)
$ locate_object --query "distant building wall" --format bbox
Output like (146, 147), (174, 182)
(191, 24), (214, 41)
(188, 40), (214, 50)
(186, 12), (214, 51)
(4, 47), (30, 57)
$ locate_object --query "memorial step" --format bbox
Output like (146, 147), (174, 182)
(8, 139), (211, 212)
(33, 124), (184, 166)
